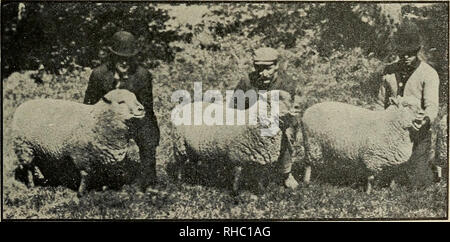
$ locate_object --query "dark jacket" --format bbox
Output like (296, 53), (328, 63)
(84, 62), (160, 147)
(235, 70), (297, 97)
(231, 70), (297, 109)
(231, 69), (299, 147)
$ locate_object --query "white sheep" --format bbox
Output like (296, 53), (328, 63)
(12, 89), (145, 196)
(301, 96), (424, 194)
(171, 90), (295, 195)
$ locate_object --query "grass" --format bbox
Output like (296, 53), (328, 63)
(2, 70), (448, 220)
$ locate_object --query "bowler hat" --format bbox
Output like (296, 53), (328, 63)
(108, 31), (140, 57)
(393, 23), (422, 54)
(253, 47), (279, 65)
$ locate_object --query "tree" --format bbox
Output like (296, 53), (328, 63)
(1, 2), (180, 78)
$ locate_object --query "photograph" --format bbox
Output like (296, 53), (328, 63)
(1, 1), (448, 223)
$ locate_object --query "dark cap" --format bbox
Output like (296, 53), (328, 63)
(108, 31), (140, 57)
(253, 47), (279, 65)
(393, 23), (422, 54)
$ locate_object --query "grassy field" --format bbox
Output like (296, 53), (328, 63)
(2, 70), (448, 220)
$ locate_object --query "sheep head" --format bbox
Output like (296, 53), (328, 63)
(388, 96), (423, 130)
(100, 89), (145, 121)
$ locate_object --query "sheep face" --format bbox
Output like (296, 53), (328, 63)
(102, 89), (145, 121)
(388, 96), (422, 130)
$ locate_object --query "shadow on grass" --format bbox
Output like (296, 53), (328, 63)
(14, 155), (143, 192)
(166, 158), (285, 196)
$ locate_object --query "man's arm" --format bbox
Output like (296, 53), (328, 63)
(422, 71), (440, 123)
(133, 67), (160, 146)
(375, 74), (394, 110)
(137, 68), (155, 114)
(84, 70), (103, 105)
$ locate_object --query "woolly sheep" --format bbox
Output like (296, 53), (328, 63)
(301, 96), (424, 194)
(12, 89), (145, 196)
(171, 90), (295, 195)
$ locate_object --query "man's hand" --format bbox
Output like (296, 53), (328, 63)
(279, 112), (294, 130)
(412, 111), (431, 131)
(383, 73), (396, 84)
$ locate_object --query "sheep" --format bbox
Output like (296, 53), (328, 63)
(170, 90), (296, 195)
(301, 96), (424, 194)
(12, 89), (145, 196)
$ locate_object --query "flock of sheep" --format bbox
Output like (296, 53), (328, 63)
(10, 87), (447, 198)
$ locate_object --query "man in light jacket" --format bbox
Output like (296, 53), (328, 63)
(377, 22), (440, 187)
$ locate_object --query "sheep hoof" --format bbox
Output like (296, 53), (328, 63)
(434, 165), (442, 182)
(232, 166), (243, 196)
(27, 170), (35, 188)
(77, 191), (85, 198)
(365, 175), (374, 194)
(303, 165), (312, 184)
(256, 181), (266, 195)
(175, 168), (183, 181)
(231, 190), (240, 198)
(78, 170), (88, 197)
(389, 180), (397, 189)
(284, 173), (299, 190)
(137, 177), (156, 192)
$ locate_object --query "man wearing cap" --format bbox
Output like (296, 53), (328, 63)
(84, 31), (160, 191)
(231, 47), (300, 190)
(376, 23), (440, 187)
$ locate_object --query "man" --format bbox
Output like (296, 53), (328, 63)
(230, 47), (300, 189)
(84, 31), (160, 191)
(377, 23), (440, 187)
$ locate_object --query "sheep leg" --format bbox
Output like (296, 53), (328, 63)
(26, 165), (35, 188)
(366, 175), (375, 195)
(172, 144), (186, 182)
(78, 170), (89, 197)
(256, 165), (268, 195)
(176, 163), (183, 181)
(389, 179), (397, 189)
(256, 179), (266, 195)
(14, 142), (35, 187)
(434, 165), (442, 182)
(231, 165), (243, 196)
(303, 165), (312, 184)
(172, 155), (184, 182)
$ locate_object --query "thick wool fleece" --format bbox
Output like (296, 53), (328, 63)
(172, 101), (283, 167)
(302, 97), (421, 175)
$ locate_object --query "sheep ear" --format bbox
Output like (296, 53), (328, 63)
(389, 97), (400, 107)
(101, 96), (112, 104)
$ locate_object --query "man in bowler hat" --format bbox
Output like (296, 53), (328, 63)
(84, 31), (160, 191)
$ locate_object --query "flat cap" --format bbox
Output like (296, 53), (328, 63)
(253, 47), (279, 65)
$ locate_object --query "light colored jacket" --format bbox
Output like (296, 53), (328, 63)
(377, 61), (440, 122)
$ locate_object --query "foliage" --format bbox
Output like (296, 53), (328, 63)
(1, 2), (179, 78)
(401, 3), (449, 104)
(1, 2), (448, 220)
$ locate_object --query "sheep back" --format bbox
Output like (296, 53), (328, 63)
(12, 96), (131, 171)
(12, 99), (95, 160)
(172, 101), (283, 166)
(302, 101), (415, 173)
